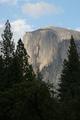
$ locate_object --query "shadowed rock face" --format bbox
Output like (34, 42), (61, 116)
(23, 27), (80, 85)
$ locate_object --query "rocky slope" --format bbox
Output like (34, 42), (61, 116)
(23, 27), (80, 85)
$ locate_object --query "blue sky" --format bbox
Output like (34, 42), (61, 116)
(0, 0), (80, 41)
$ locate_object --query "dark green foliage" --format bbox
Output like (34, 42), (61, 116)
(15, 39), (35, 81)
(8, 54), (23, 85)
(0, 80), (58, 120)
(0, 20), (15, 89)
(0, 55), (5, 90)
(1, 20), (80, 120)
(58, 35), (80, 101)
(0, 20), (59, 120)
(1, 20), (15, 66)
(58, 36), (80, 120)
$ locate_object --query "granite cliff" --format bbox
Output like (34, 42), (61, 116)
(23, 27), (80, 85)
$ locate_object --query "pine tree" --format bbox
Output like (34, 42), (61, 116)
(15, 39), (35, 82)
(58, 35), (80, 101)
(0, 20), (15, 88)
(1, 20), (15, 67)
(58, 35), (80, 120)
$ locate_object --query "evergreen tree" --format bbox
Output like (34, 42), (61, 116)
(58, 35), (80, 120)
(0, 20), (59, 120)
(1, 20), (15, 67)
(0, 20), (15, 88)
(15, 39), (35, 81)
(58, 35), (80, 101)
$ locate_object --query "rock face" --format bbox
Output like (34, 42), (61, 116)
(23, 27), (80, 85)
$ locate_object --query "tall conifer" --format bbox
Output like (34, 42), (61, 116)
(15, 39), (35, 81)
(58, 35), (80, 101)
(1, 20), (14, 67)
(58, 36), (80, 120)
(1, 20), (15, 88)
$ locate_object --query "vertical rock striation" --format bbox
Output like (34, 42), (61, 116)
(23, 27), (80, 85)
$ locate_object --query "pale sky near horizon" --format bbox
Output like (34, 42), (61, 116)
(0, 0), (80, 42)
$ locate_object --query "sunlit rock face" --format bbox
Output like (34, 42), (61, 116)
(23, 27), (80, 85)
